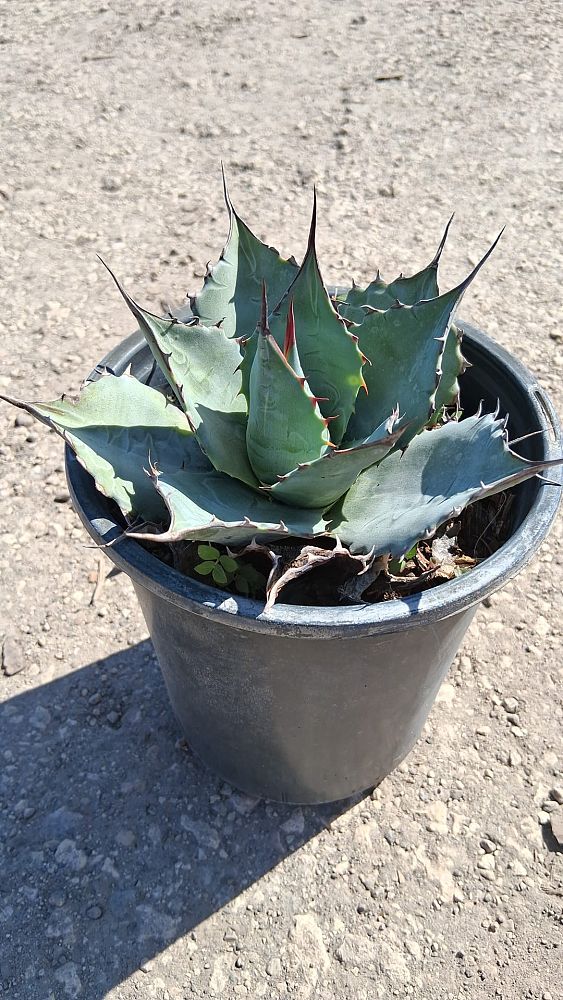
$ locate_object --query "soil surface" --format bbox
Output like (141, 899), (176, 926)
(1, 2), (562, 998)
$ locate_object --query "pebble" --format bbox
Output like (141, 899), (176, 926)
(288, 914), (330, 971)
(266, 956), (282, 977)
(86, 905), (103, 920)
(477, 855), (496, 871)
(480, 838), (496, 854)
(541, 801), (559, 814)
(507, 860), (527, 877)
(404, 939), (422, 959)
(281, 809), (305, 836)
(2, 635), (26, 676)
(14, 412), (34, 427)
(550, 812), (563, 846)
(48, 890), (66, 908)
(550, 787), (563, 805)
(54, 839), (87, 871)
(502, 697), (519, 713)
(30, 705), (51, 729)
(508, 748), (522, 767)
(116, 829), (137, 848)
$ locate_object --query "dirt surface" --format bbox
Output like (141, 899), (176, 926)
(1, 1), (562, 998)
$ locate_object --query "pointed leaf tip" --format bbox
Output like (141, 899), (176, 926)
(458, 228), (505, 295)
(429, 213), (455, 269)
(307, 187), (318, 256)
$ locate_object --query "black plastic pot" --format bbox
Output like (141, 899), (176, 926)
(66, 322), (562, 804)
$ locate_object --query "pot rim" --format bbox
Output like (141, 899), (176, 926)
(66, 321), (562, 638)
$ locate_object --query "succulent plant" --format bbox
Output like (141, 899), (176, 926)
(2, 176), (562, 607)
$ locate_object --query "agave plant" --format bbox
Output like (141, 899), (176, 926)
(2, 178), (562, 607)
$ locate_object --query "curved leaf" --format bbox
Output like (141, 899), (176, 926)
(267, 412), (405, 508)
(345, 231), (503, 445)
(98, 260), (258, 487)
(191, 171), (298, 339)
(1, 374), (196, 521)
(330, 410), (563, 556)
(268, 194), (366, 445)
(128, 466), (327, 546)
(335, 216), (454, 323)
(246, 290), (332, 484)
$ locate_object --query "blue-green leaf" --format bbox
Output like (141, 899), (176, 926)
(1, 374), (196, 521)
(335, 216), (454, 323)
(266, 411), (405, 508)
(330, 410), (563, 556)
(128, 466), (327, 546)
(99, 259), (258, 488)
(246, 289), (332, 484)
(191, 170), (298, 339)
(345, 231), (503, 445)
(268, 194), (366, 445)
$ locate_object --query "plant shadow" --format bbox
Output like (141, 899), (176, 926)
(1, 641), (364, 999)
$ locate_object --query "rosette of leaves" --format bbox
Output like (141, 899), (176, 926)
(3, 177), (562, 609)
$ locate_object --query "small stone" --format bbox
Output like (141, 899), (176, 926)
(405, 939), (422, 959)
(550, 812), (563, 846)
(502, 697), (519, 713)
(48, 890), (66, 908)
(106, 710), (120, 725)
(101, 175), (123, 192)
(281, 809), (305, 836)
(288, 914), (330, 971)
(507, 859), (527, 877)
(506, 713), (520, 726)
(423, 800), (448, 835)
(453, 889), (465, 903)
(542, 800), (559, 813)
(54, 962), (82, 997)
(116, 829), (137, 848)
(266, 956), (282, 977)
(54, 839), (87, 871)
(86, 905), (103, 920)
(2, 636), (26, 676)
(14, 412), (34, 427)
(508, 748), (522, 767)
(30, 705), (51, 728)
(477, 855), (495, 871)
(549, 787), (563, 805)
(533, 615), (550, 637)
(480, 838), (496, 854)
(54, 491), (70, 503)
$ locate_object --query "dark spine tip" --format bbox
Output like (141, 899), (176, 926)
(430, 212), (455, 269)
(220, 161), (232, 212)
(458, 227), (505, 295)
(306, 187), (318, 257)
(283, 300), (296, 358)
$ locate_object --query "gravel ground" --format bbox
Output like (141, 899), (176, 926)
(1, 1), (562, 998)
